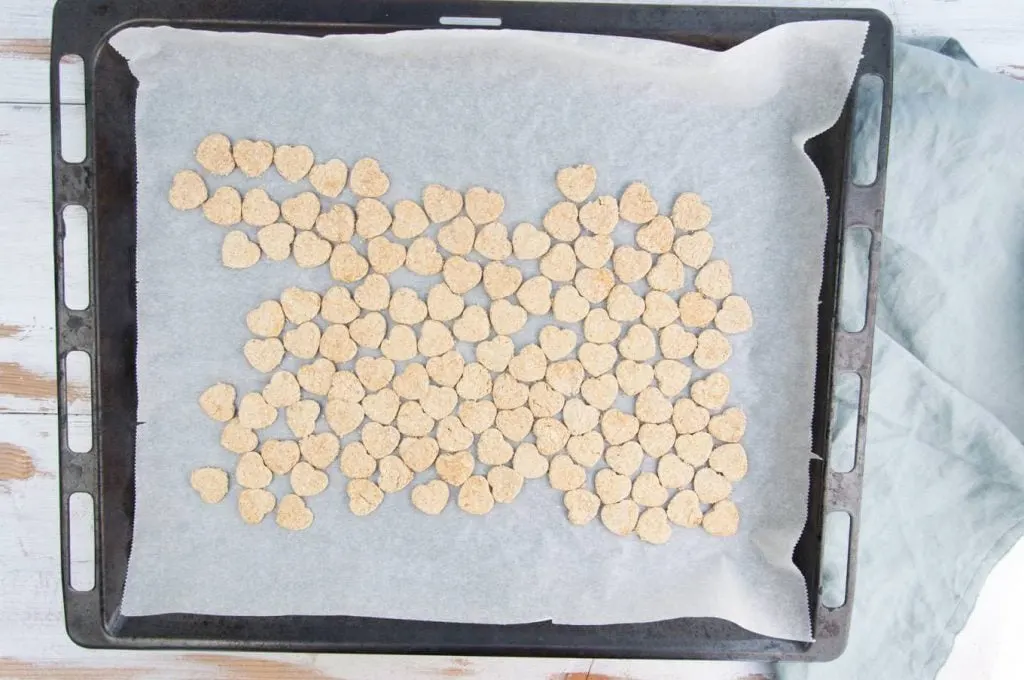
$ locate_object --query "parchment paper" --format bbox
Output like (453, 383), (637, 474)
(112, 22), (866, 642)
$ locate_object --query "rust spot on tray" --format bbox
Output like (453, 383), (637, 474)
(0, 362), (88, 403)
(0, 444), (36, 480)
(184, 654), (333, 679)
(0, 323), (25, 338)
(0, 39), (50, 60)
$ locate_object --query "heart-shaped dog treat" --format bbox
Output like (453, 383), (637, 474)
(574, 267), (614, 303)
(475, 222), (512, 261)
(435, 450), (474, 486)
(263, 371), (300, 408)
(391, 200), (429, 239)
(329, 243), (369, 283)
(647, 253), (685, 292)
(405, 237), (444, 276)
(367, 236), (406, 275)
(605, 441), (644, 476)
(636, 215), (675, 254)
(516, 276), (552, 316)
(316, 204), (355, 243)
(443, 256), (483, 295)
(709, 443), (748, 482)
(640, 423), (677, 459)
(636, 507), (673, 544)
(483, 262), (522, 300)
(458, 475), (495, 515)
(287, 399), (321, 439)
(378, 455), (414, 493)
(422, 184), (463, 223)
(620, 324), (656, 362)
(580, 374), (617, 411)
(496, 407), (531, 443)
(595, 468), (631, 504)
(422, 319), (461, 360)
(329, 370), (366, 403)
(347, 478), (385, 516)
(672, 398), (710, 435)
(674, 230), (715, 268)
(280, 287), (321, 324)
(488, 465), (524, 504)
(190, 467), (229, 503)
(465, 186), (504, 224)
(678, 291), (718, 328)
(574, 234), (613, 269)
(489, 300), (528, 336)
(667, 489), (704, 528)
(195, 133), (235, 175)
(324, 399), (363, 437)
(381, 325), (417, 362)
(276, 493), (314, 530)
(243, 338), (284, 373)
(221, 418), (257, 454)
(291, 461), (329, 497)
(654, 358), (692, 397)
(512, 222), (551, 260)
(671, 192), (713, 232)
(246, 300), (285, 338)
(283, 321), (321, 359)
(241, 188), (280, 227)
(354, 273), (391, 312)
(257, 223), (294, 261)
(349, 312), (387, 349)
(436, 415), (474, 452)
(512, 442), (548, 478)
(355, 198), (392, 239)
(293, 231), (332, 268)
(695, 260), (733, 300)
(579, 196), (619, 235)
(693, 467), (731, 504)
(411, 479), (450, 515)
(708, 406), (746, 443)
(606, 285), (645, 322)
(458, 400), (497, 434)
(619, 182), (659, 224)
(363, 389), (400, 425)
(635, 387), (672, 424)
(236, 451), (273, 489)
(674, 431), (714, 466)
(355, 355), (395, 392)
(471, 336), (512, 373)
(566, 407), (602, 445)
(398, 435), (439, 471)
(389, 288), (428, 325)
(551, 286), (589, 324)
(702, 499), (740, 537)
(534, 418), (570, 456)
(643, 291), (679, 329)
(205, 187), (242, 227)
(506, 344), (546, 384)
(339, 442), (376, 478)
(538, 326), (577, 361)
(454, 363), (490, 401)
(691, 372), (730, 411)
(453, 306), (490, 343)
(199, 382), (236, 422)
(545, 360), (584, 397)
(437, 216), (476, 256)
(426, 350), (465, 388)
(632, 471), (669, 507)
(693, 328), (732, 370)
(425, 283), (463, 322)
(321, 286), (360, 324)
(577, 342), (617, 376)
(349, 158), (390, 197)
(168, 170), (207, 210)
(298, 357), (336, 396)
(491, 373), (528, 410)
(261, 439), (300, 475)
(548, 454), (585, 490)
(233, 139), (274, 178)
(281, 192), (320, 230)
(556, 164), (597, 203)
(528, 382), (565, 418)
(601, 408), (640, 445)
(659, 326), (697, 360)
(583, 309), (621, 344)
(274, 144), (314, 182)
(564, 488), (600, 526)
(308, 159), (348, 197)
(397, 402), (435, 438)
(539, 243), (577, 283)
(392, 364), (429, 402)
(238, 392), (278, 430)
(612, 246), (652, 283)
(715, 295), (753, 334)
(238, 488), (276, 524)
(543, 201), (581, 242)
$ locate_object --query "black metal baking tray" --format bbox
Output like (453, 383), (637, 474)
(51, 0), (891, 661)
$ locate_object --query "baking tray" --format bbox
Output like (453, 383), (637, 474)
(51, 0), (892, 661)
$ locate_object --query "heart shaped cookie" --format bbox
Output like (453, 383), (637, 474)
(671, 398), (710, 435)
(642, 424), (676, 461)
(476, 428), (514, 465)
(243, 338), (284, 373)
(693, 467), (731, 504)
(411, 479), (450, 515)
(361, 422), (400, 460)
(280, 287), (321, 324)
(636, 507), (673, 544)
(238, 392), (278, 430)
(595, 468), (632, 504)
(281, 192), (320, 230)
(329, 370), (365, 403)
(605, 441), (644, 476)
(543, 201), (581, 242)
(389, 288), (428, 325)
(632, 471), (669, 507)
(545, 360), (584, 397)
(405, 237), (444, 276)
(246, 300), (285, 338)
(195, 133), (235, 175)
(232, 139), (273, 178)
(600, 408), (639, 445)
(261, 439), (300, 475)
(324, 398), (364, 437)
(236, 451), (273, 489)
(606, 284), (645, 322)
(426, 283), (465, 322)
(443, 256), (482, 295)
(564, 488), (601, 526)
(580, 374), (618, 410)
(534, 418), (570, 456)
(458, 475), (495, 515)
(577, 342), (617, 376)
(574, 234), (614, 268)
(241, 188), (280, 227)
(654, 358), (692, 397)
(437, 216), (476, 256)
(286, 399), (321, 438)
(496, 406), (534, 442)
(190, 467), (229, 503)
(308, 159), (348, 197)
(612, 246), (652, 283)
(199, 382), (236, 422)
(339, 442), (376, 478)
(695, 260), (733, 300)
(329, 243), (369, 283)
(489, 299), (527, 336)
(659, 326), (698, 360)
(418, 320), (455, 357)
(367, 236), (406, 275)
(283, 321), (321, 359)
(491, 373), (529, 410)
(678, 291), (718, 328)
(391, 199), (429, 239)
(583, 309), (621, 344)
(667, 489), (703, 528)
(556, 164), (597, 203)
(538, 326), (577, 361)
(508, 344), (548, 383)
(397, 434), (438, 470)
(702, 499), (740, 537)
(457, 399), (497, 434)
(315, 204), (355, 243)
(355, 355), (396, 392)
(574, 267), (614, 303)
(693, 328), (732, 370)
(516, 276), (553, 316)
(475, 222), (512, 261)
(426, 350), (465, 388)
(539, 243), (577, 282)
(393, 363), (430, 401)
(422, 184), (463, 223)
(620, 324), (656, 361)
(238, 488), (276, 524)
(347, 478), (384, 516)
(647, 253), (685, 292)
(527, 382), (565, 418)
(707, 406), (746, 443)
(355, 198), (392, 239)
(512, 222), (551, 260)
(378, 455), (414, 493)
(362, 388), (400, 425)
(708, 443), (748, 482)
(619, 182), (659, 224)
(714, 295), (753, 334)
(349, 158), (390, 197)
(690, 372), (730, 411)
(636, 215), (675, 254)
(671, 192), (712, 232)
(579, 196), (619, 235)
(643, 291), (680, 329)
(673, 230), (714, 268)
(297, 357), (336, 396)
(274, 145), (314, 183)
(276, 493), (314, 531)
(292, 231), (332, 268)
(354, 273), (391, 312)
(257, 223), (294, 261)
(563, 400), (600, 437)
(453, 306), (490, 343)
(483, 262), (522, 300)
(435, 450), (474, 486)
(321, 286), (360, 324)
(168, 170), (207, 210)
(635, 387), (673, 424)
(205, 188), (243, 227)
(512, 442), (548, 479)
(380, 325), (417, 362)
(552, 285), (589, 323)
(465, 186), (504, 224)
(548, 454), (585, 490)
(488, 465), (524, 504)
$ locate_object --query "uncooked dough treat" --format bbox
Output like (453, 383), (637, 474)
(595, 468), (632, 504)
(672, 399), (710, 435)
(286, 399), (321, 438)
(349, 312), (387, 349)
(378, 455), (414, 493)
(195, 133), (235, 175)
(671, 192), (712, 232)
(614, 360), (654, 397)
(362, 422), (400, 458)
(308, 158), (348, 197)
(512, 442), (549, 479)
(693, 467), (732, 504)
(575, 267), (615, 303)
(477, 226), (514, 267)
(538, 326), (576, 362)
(695, 260), (733, 300)
(396, 401), (436, 437)
(349, 158), (389, 197)
(243, 338), (284, 373)
(419, 320), (455, 358)
(495, 406), (534, 442)
(583, 309), (621, 344)
(636, 215), (675, 254)
(674, 431), (714, 467)
(548, 454), (586, 490)
(297, 358), (335, 396)
(435, 450), (474, 486)
(654, 359), (692, 397)
(702, 498), (740, 536)
(354, 273), (392, 312)
(508, 344), (548, 384)
(632, 471), (669, 507)
(647, 253), (685, 292)
(422, 184), (463, 223)
(619, 182), (659, 224)
(527, 382), (565, 419)
(601, 409), (640, 446)
(204, 186), (243, 227)
(674, 231), (714, 269)
(362, 388), (400, 425)
(488, 465), (524, 504)
(411, 480), (450, 515)
(606, 285), (645, 322)
(221, 230), (260, 269)
(464, 186), (504, 224)
(168, 169), (207, 210)
(546, 360), (585, 397)
(324, 399), (363, 437)
(638, 423), (676, 459)
(543, 201), (581, 242)
(562, 399), (600, 436)
(666, 489), (703, 528)
(512, 222), (551, 260)
(437, 415), (473, 452)
(241, 188), (280, 227)
(605, 441), (644, 476)
(491, 372), (528, 410)
(283, 321), (321, 360)
(367, 236), (406, 275)
(426, 350), (465, 387)
(539, 243), (577, 282)
(642, 291), (680, 329)
(657, 454), (695, 489)
(483, 261), (523, 300)
(453, 305), (491, 343)
(236, 451), (273, 489)
(199, 382), (236, 422)
(406, 237), (444, 276)
(693, 329), (732, 370)
(580, 374), (617, 410)
(339, 442), (377, 479)
(612, 246), (652, 283)
(678, 291), (718, 328)
(556, 164), (597, 202)
(659, 326), (698, 360)
(237, 392), (277, 430)
(516, 277), (554, 316)
(458, 475), (495, 515)
(438, 216), (476, 256)
(564, 488), (601, 526)
(319, 324), (357, 363)
(458, 399), (497, 434)
(328, 370), (366, 404)
(476, 336), (515, 373)
(579, 195), (619, 235)
(300, 432), (340, 469)
(601, 499), (640, 536)
(355, 198), (392, 239)
(273, 144), (314, 182)
(276, 493), (314, 530)
(256, 223), (294, 261)
(261, 439), (300, 475)
(714, 296), (753, 334)
(246, 300), (285, 338)
(552, 285), (590, 323)
(190, 467), (228, 503)
(691, 372), (730, 411)
(329, 243), (369, 283)
(220, 418), (257, 454)
(620, 324), (656, 362)
(636, 507), (673, 544)
(574, 233), (614, 269)
(292, 231), (332, 268)
(708, 407), (746, 443)
(578, 343), (617, 376)
(347, 478), (385, 516)
(566, 430), (603, 468)
(443, 256), (483, 295)
(238, 488), (276, 524)
(709, 443), (748, 481)
(232, 139), (273, 178)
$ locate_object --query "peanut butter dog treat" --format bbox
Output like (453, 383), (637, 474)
(556, 164), (597, 202)
(674, 231), (714, 269)
(261, 439), (300, 475)
(636, 507), (673, 544)
(654, 359), (692, 398)
(277, 493), (314, 530)
(564, 488), (601, 526)
(563, 399), (600, 436)
(583, 309), (621, 344)
(672, 398), (710, 435)
(619, 182), (658, 224)
(491, 372), (528, 410)
(458, 399), (497, 434)
(349, 158), (389, 198)
(490, 300), (528, 336)
(236, 451), (273, 489)
(244, 338), (284, 373)
(242, 188), (280, 227)
(638, 422), (676, 459)
(301, 206), (346, 247)
(320, 324), (358, 363)
(258, 221), (294, 262)
(632, 471), (669, 507)
(355, 356), (395, 393)
(411, 479), (450, 515)
(458, 475), (495, 515)
(540, 243), (577, 282)
(221, 418), (258, 454)
(443, 256), (483, 295)
(453, 306), (490, 343)
(517, 276), (553, 316)
(392, 363), (429, 402)
(328, 370), (366, 404)
(538, 326), (577, 361)
(406, 237), (444, 276)
(391, 199), (430, 239)
(642, 291), (680, 329)
(647, 253), (685, 292)
(293, 231), (332, 268)
(667, 489), (703, 528)
(436, 450), (475, 486)
(280, 287), (321, 325)
(614, 360), (654, 397)
(475, 222), (513, 261)
(509, 344), (548, 383)
(378, 455), (414, 493)
(691, 372), (730, 411)
(714, 296), (753, 334)
(547, 359), (588, 399)
(512, 222), (551, 260)
(606, 285), (645, 322)
(579, 196), (619, 235)
(678, 291), (718, 328)
(329, 243), (369, 283)
(566, 430), (603, 467)
(422, 184), (463, 223)
(703, 499), (740, 537)
(574, 234), (614, 268)
(495, 406), (534, 442)
(324, 399), (363, 437)
(543, 201), (581, 242)
(476, 335), (514, 373)
(636, 215), (675, 254)
(355, 198), (392, 239)
(381, 325), (417, 362)
(601, 499), (640, 536)
(222, 230), (260, 268)
(695, 260), (733, 300)
(483, 262), (523, 300)
(238, 488), (276, 524)
(612, 246), (652, 283)
(465, 187), (504, 224)
(657, 454), (695, 489)
(487, 465), (524, 505)
(169, 170), (207, 210)
(287, 399), (321, 438)
(601, 409), (640, 446)
(308, 159), (348, 197)
(513, 442), (549, 478)
(635, 387), (672, 424)
(205, 186), (243, 227)
(456, 362), (492, 401)
(274, 144), (314, 182)
(437, 415), (474, 451)
(367, 236), (406, 275)
(581, 374), (617, 411)
(578, 342), (618, 377)
(619, 324), (656, 362)
(426, 350), (465, 388)
(674, 431), (714, 466)
(694, 329), (732, 370)
(548, 453), (585, 490)
(708, 407), (746, 443)
(438, 216), (476, 256)
(232, 139), (273, 178)
(283, 321), (321, 359)
(362, 422), (400, 458)
(199, 382), (236, 422)
(354, 273), (391, 312)
(298, 358), (336, 396)
(238, 392), (277, 430)
(552, 285), (589, 323)
(671, 193), (712, 232)
(606, 441), (644, 476)
(418, 320), (455, 358)
(534, 417), (570, 456)
(709, 443), (748, 482)
(659, 325), (698, 360)
(196, 133), (235, 175)
(190, 467), (229, 503)
(247, 300), (285, 338)
(398, 436), (439, 472)
(595, 468), (632, 504)
(693, 467), (732, 504)
(339, 442), (376, 479)
(426, 283), (464, 322)
(528, 382), (565, 419)
(575, 267), (615, 303)
(347, 479), (384, 516)
(349, 312), (387, 349)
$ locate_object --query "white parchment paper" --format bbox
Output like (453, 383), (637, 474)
(112, 22), (866, 641)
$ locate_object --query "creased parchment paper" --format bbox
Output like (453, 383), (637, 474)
(112, 22), (866, 641)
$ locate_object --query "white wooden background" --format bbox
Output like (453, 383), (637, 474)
(2, 0), (1022, 678)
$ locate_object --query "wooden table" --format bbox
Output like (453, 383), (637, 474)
(3, 1), (1022, 677)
